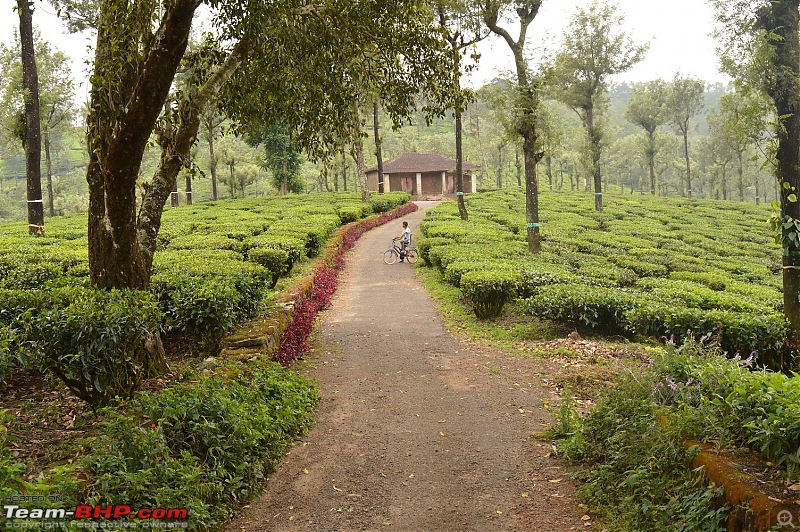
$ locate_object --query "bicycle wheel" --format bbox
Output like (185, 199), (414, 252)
(383, 249), (398, 264)
(405, 249), (418, 264)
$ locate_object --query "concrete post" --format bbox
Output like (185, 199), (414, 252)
(384, 174), (390, 192)
(471, 173), (477, 193)
(441, 171), (447, 194)
(416, 172), (422, 196)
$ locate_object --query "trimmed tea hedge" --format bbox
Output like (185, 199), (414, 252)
(0, 192), (413, 385)
(420, 190), (786, 367)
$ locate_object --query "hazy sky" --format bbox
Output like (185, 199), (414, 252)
(468, 0), (728, 87)
(1, 0), (728, 105)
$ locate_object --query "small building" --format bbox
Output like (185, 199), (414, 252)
(366, 152), (479, 197)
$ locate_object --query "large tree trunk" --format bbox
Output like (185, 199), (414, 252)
(137, 39), (247, 272)
(374, 102), (384, 193)
(522, 129), (541, 253)
(455, 104), (468, 220)
(87, 0), (197, 290)
(765, 0), (800, 369)
(44, 130), (55, 217)
(18, 0), (44, 235)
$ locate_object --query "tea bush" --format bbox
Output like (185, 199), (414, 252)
(460, 267), (521, 319)
(0, 193), (411, 381)
(420, 190), (785, 366)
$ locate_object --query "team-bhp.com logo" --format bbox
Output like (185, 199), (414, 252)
(5, 506), (187, 520)
(3, 504), (189, 529)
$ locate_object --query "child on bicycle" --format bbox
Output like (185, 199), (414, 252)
(395, 221), (412, 261)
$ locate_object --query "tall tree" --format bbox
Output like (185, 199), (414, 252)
(549, 0), (646, 210)
(482, 0), (544, 252)
(202, 105), (225, 201)
(248, 124), (303, 195)
(0, 34), (75, 218)
(624, 80), (669, 195)
(16, 0), (44, 235)
(438, 1), (488, 220)
(667, 74), (705, 198)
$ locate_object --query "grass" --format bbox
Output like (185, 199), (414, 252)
(416, 265), (568, 351)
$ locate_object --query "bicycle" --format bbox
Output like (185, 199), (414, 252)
(383, 238), (417, 265)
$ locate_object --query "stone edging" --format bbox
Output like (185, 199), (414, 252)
(685, 440), (800, 530)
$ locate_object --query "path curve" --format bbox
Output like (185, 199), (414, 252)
(226, 202), (590, 531)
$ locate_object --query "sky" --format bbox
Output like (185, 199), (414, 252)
(0, 0), (728, 106)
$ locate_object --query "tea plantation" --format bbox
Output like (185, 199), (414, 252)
(0, 192), (411, 386)
(418, 189), (786, 368)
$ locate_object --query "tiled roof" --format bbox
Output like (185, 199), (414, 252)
(367, 152), (480, 174)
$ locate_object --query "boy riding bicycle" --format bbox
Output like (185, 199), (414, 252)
(395, 221), (412, 262)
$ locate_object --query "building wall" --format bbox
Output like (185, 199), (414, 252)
(421, 173), (443, 194)
(389, 173), (418, 194)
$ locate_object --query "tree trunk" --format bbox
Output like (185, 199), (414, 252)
(455, 103), (468, 220)
(185, 171), (193, 205)
(515, 146), (522, 188)
(523, 129), (541, 253)
(44, 130), (55, 217)
(208, 123), (219, 201)
(737, 150), (745, 200)
(341, 150), (348, 192)
(87, 0), (197, 290)
(683, 127), (692, 198)
(170, 179), (179, 208)
(647, 131), (657, 195)
(545, 153), (552, 191)
(374, 102), (384, 193)
(497, 145), (503, 188)
(764, 0), (800, 368)
(18, 0), (44, 235)
(587, 104), (602, 211)
(352, 103), (369, 202)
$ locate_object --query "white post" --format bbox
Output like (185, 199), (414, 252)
(384, 173), (390, 192)
(416, 172), (422, 195)
(441, 171), (447, 194)
(471, 173), (477, 193)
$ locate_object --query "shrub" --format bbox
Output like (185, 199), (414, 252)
(626, 304), (787, 366)
(247, 247), (290, 289)
(460, 268), (521, 319)
(336, 205), (368, 224)
(369, 191), (410, 213)
(151, 250), (271, 353)
(521, 285), (639, 333)
(415, 237), (451, 265)
(167, 233), (245, 253)
(136, 361), (318, 509)
(245, 234), (305, 269)
(21, 288), (163, 405)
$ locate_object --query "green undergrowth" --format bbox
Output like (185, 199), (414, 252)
(550, 337), (800, 530)
(417, 266), (567, 351)
(1, 356), (319, 531)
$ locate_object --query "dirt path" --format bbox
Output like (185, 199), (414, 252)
(226, 202), (591, 531)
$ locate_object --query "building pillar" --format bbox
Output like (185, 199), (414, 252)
(416, 172), (422, 196)
(441, 171), (447, 194)
(471, 173), (477, 193)
(384, 174), (390, 192)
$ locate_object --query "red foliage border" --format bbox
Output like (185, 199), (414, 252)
(272, 202), (419, 365)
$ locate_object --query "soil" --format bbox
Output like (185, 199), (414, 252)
(226, 202), (595, 531)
